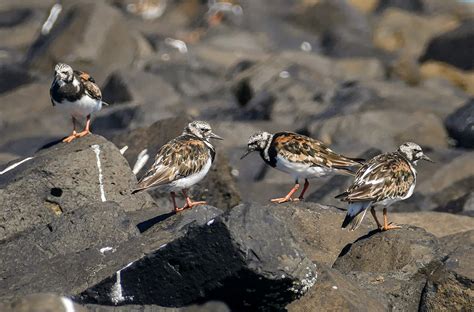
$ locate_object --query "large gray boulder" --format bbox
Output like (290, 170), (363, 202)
(0, 134), (155, 242)
(287, 265), (384, 312)
(78, 203), (317, 310)
(333, 226), (442, 311)
(0, 204), (222, 303)
(269, 202), (376, 266)
(420, 230), (474, 311)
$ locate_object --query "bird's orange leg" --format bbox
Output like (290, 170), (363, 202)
(370, 207), (382, 230)
(170, 192), (181, 213)
(63, 117), (78, 143)
(176, 189), (206, 212)
(271, 182), (300, 204)
(75, 114), (92, 138)
(298, 179), (310, 201)
(382, 207), (401, 231)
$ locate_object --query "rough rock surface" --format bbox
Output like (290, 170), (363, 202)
(287, 265), (385, 312)
(86, 301), (230, 312)
(420, 230), (474, 311)
(0, 134), (155, 241)
(333, 226), (442, 311)
(270, 202), (377, 266)
(0, 204), (223, 302)
(78, 203), (317, 310)
(390, 211), (474, 237)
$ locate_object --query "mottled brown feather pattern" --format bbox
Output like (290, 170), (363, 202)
(273, 133), (361, 172)
(340, 152), (415, 202)
(136, 135), (211, 190)
(74, 70), (102, 100)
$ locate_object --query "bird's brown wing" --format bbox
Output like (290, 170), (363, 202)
(74, 70), (102, 100)
(339, 153), (415, 202)
(273, 132), (362, 174)
(134, 136), (210, 191)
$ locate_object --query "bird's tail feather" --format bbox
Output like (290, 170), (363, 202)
(341, 201), (372, 231)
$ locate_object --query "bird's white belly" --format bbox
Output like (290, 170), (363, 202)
(55, 96), (102, 118)
(168, 158), (212, 191)
(275, 155), (332, 180)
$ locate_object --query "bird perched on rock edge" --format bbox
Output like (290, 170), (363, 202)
(337, 142), (433, 231)
(241, 131), (364, 203)
(50, 63), (105, 143)
(132, 121), (223, 213)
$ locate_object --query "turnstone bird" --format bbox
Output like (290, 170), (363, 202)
(337, 142), (433, 231)
(50, 63), (104, 143)
(241, 131), (364, 203)
(132, 121), (223, 212)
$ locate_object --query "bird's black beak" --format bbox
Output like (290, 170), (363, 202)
(209, 132), (223, 140)
(421, 154), (434, 162)
(240, 149), (252, 160)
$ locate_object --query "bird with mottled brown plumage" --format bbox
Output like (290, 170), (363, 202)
(241, 131), (364, 203)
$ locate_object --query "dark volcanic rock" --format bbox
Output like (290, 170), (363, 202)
(100, 69), (182, 127)
(0, 8), (32, 28)
(0, 205), (223, 302)
(287, 265), (384, 312)
(93, 104), (140, 135)
(0, 64), (35, 94)
(432, 176), (474, 214)
(420, 230), (474, 311)
(376, 0), (424, 13)
(309, 109), (448, 152)
(445, 98), (474, 149)
(25, 1), (137, 81)
(0, 134), (154, 241)
(86, 301), (230, 312)
(77, 203), (317, 311)
(0, 82), (68, 157)
(420, 20), (474, 71)
(237, 90), (275, 121)
(288, 0), (375, 57)
(333, 226), (442, 311)
(334, 226), (440, 274)
(0, 201), (138, 274)
(270, 202), (376, 266)
(190, 154), (241, 211)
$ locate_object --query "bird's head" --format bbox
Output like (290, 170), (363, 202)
(397, 142), (433, 165)
(183, 121), (223, 141)
(54, 63), (74, 83)
(241, 131), (273, 159)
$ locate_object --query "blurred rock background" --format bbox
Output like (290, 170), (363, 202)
(0, 0), (473, 311)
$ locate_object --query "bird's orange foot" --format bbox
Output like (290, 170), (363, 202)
(270, 197), (299, 204)
(62, 133), (77, 143)
(175, 201), (207, 213)
(382, 223), (402, 231)
(75, 130), (91, 138)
